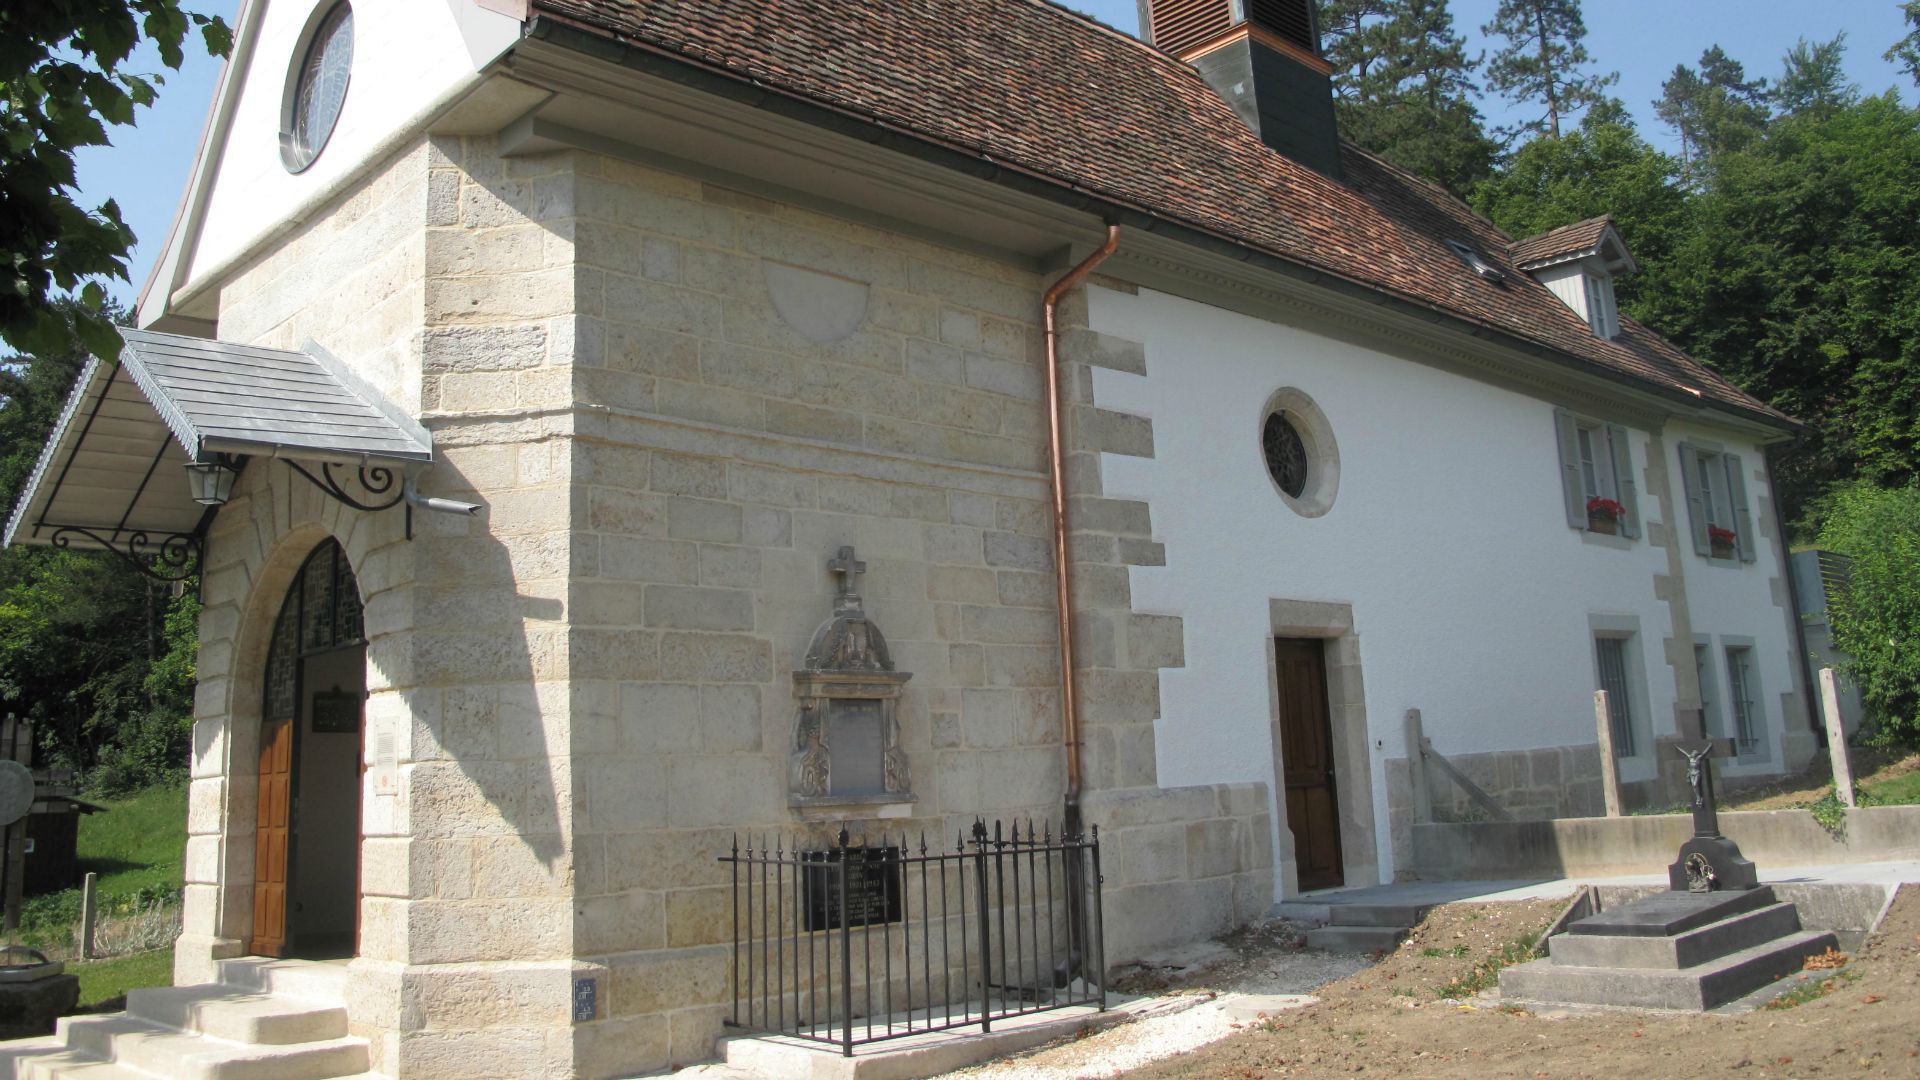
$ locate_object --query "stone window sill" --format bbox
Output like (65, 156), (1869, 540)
(790, 793), (918, 821)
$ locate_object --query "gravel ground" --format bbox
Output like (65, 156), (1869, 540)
(931, 917), (1375, 1079)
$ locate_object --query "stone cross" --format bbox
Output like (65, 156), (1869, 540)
(828, 546), (866, 608)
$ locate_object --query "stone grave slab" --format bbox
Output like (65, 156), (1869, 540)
(1565, 885), (1777, 939)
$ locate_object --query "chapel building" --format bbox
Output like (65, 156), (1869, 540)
(4, 0), (1812, 1075)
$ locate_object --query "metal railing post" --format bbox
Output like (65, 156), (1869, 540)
(839, 833), (854, 1057)
(971, 821), (993, 1034)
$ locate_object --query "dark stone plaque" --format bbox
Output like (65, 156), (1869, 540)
(802, 845), (902, 932)
(1566, 885), (1776, 938)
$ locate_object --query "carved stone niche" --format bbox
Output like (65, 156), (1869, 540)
(790, 547), (914, 812)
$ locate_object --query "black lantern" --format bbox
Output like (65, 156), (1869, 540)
(184, 458), (239, 506)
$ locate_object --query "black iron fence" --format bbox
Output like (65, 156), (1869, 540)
(721, 820), (1106, 1055)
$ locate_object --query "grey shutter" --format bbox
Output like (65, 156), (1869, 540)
(1677, 443), (1711, 555)
(1553, 409), (1586, 529)
(1606, 423), (1640, 539)
(1726, 453), (1757, 562)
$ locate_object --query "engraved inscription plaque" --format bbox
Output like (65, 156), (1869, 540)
(802, 845), (902, 931)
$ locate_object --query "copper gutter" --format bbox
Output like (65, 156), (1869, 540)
(1044, 224), (1121, 830)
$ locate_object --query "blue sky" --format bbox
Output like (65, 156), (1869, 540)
(78, 0), (1914, 307)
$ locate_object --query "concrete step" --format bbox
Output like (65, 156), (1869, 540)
(57, 1014), (369, 1080)
(1500, 929), (1838, 1011)
(125, 985), (348, 1046)
(15, 1052), (152, 1080)
(1546, 903), (1804, 971)
(1320, 904), (1429, 929)
(1304, 925), (1407, 952)
(211, 959), (350, 1005)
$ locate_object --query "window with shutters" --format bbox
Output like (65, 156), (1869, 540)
(1583, 272), (1620, 339)
(1552, 409), (1639, 539)
(1595, 636), (1637, 757)
(1677, 443), (1757, 563)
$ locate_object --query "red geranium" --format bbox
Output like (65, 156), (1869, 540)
(1586, 497), (1627, 519)
(1708, 525), (1738, 546)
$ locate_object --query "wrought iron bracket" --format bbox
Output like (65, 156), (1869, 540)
(285, 460), (414, 539)
(47, 525), (202, 583)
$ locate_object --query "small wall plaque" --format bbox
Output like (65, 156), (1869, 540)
(311, 688), (362, 734)
(573, 976), (598, 1022)
(802, 845), (903, 931)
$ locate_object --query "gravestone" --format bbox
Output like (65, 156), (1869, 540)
(789, 547), (915, 808)
(1500, 728), (1833, 1011)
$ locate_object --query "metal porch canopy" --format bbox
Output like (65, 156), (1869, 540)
(3, 328), (434, 576)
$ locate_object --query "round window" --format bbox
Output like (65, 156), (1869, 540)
(1258, 388), (1340, 517)
(282, 3), (354, 173)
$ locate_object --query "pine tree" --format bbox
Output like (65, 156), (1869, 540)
(1888, 1), (1920, 87)
(1481, 0), (1619, 139)
(1773, 35), (1857, 117)
(1654, 46), (1767, 182)
(1317, 0), (1498, 193)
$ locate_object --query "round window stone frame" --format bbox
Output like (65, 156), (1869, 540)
(1259, 387), (1339, 518)
(279, 2), (354, 174)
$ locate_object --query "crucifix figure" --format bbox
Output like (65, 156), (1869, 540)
(828, 546), (866, 611)
(1665, 709), (1759, 893)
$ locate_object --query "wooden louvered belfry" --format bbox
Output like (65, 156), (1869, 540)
(1146, 0), (1317, 58)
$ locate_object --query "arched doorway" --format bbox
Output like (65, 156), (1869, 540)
(251, 539), (366, 959)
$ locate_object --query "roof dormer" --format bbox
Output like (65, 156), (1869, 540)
(1511, 216), (1637, 340)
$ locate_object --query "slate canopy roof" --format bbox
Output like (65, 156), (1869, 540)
(528, 0), (1789, 430)
(4, 329), (434, 558)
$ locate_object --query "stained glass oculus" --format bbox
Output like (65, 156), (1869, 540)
(284, 3), (354, 172)
(1262, 412), (1310, 499)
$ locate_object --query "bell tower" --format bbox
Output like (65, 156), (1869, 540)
(1139, 0), (1343, 178)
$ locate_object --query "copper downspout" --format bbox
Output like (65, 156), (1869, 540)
(1044, 224), (1121, 830)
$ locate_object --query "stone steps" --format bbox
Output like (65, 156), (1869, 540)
(1279, 901), (1430, 954)
(1546, 902), (1805, 971)
(0, 959), (378, 1080)
(1502, 929), (1837, 1011)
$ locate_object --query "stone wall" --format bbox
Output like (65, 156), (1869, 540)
(1385, 743), (1606, 876)
(190, 133), (1274, 1079)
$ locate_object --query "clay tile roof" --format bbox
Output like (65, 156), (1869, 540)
(528, 0), (1791, 428)
(1510, 215), (1618, 269)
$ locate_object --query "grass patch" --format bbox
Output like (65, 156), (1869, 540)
(1764, 968), (1859, 1010)
(1435, 932), (1542, 999)
(76, 784), (186, 896)
(1421, 945), (1469, 958)
(1862, 768), (1920, 805)
(70, 947), (174, 1011)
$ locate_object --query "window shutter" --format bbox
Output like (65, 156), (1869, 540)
(1677, 444), (1711, 555)
(1725, 453), (1757, 562)
(1606, 423), (1640, 539)
(1553, 409), (1586, 529)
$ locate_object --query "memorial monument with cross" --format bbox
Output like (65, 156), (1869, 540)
(1667, 713), (1758, 893)
(789, 546), (915, 807)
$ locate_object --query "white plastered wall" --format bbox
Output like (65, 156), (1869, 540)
(1663, 418), (1804, 778)
(1082, 283), (1799, 889)
(182, 0), (517, 302)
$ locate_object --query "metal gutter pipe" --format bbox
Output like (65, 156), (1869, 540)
(1043, 224), (1121, 833)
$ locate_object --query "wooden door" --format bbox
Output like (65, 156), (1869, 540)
(251, 715), (294, 957)
(1275, 638), (1343, 890)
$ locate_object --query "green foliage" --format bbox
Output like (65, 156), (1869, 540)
(1815, 485), (1920, 746)
(1889, 2), (1920, 87)
(1655, 46), (1769, 181)
(1480, 0), (1619, 139)
(1773, 35), (1859, 118)
(0, 2), (231, 356)
(1806, 791), (1849, 837)
(0, 308), (199, 792)
(1320, 0), (1498, 194)
(77, 783), (186, 896)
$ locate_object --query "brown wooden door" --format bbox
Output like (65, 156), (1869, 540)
(1275, 638), (1343, 890)
(251, 715), (294, 957)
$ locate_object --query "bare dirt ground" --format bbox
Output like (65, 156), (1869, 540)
(1111, 886), (1920, 1080)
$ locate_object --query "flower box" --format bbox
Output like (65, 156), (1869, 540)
(1585, 497), (1626, 536)
(1708, 525), (1738, 559)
